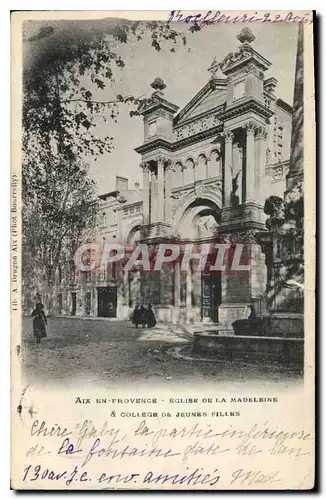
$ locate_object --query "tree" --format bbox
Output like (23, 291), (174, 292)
(22, 150), (98, 312)
(23, 19), (189, 158)
(22, 19), (192, 311)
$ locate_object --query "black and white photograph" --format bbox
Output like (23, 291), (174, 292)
(19, 14), (306, 386)
(11, 10), (315, 491)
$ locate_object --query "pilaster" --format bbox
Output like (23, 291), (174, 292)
(165, 161), (173, 224)
(156, 156), (165, 221)
(244, 120), (256, 203)
(223, 129), (234, 207)
(141, 162), (150, 225)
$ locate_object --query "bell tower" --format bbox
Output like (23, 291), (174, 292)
(217, 28), (275, 326)
(142, 78), (177, 142)
(135, 78), (179, 235)
(218, 27), (274, 232)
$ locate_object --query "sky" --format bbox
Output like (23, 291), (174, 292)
(24, 20), (299, 194)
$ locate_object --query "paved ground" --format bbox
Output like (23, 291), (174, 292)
(20, 317), (302, 388)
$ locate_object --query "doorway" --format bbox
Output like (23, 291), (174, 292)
(97, 286), (117, 318)
(71, 292), (77, 316)
(201, 273), (221, 322)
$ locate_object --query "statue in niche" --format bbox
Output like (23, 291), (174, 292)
(266, 147), (272, 164)
(231, 171), (241, 206)
(230, 143), (243, 206)
(198, 215), (218, 235)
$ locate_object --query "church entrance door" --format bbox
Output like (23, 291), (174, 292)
(201, 272), (220, 322)
(97, 286), (117, 318)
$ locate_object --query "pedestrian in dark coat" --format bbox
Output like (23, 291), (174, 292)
(32, 303), (47, 344)
(140, 305), (147, 328)
(132, 305), (142, 328)
(146, 304), (157, 328)
(248, 304), (257, 319)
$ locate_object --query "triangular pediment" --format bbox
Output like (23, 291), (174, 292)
(174, 78), (227, 126)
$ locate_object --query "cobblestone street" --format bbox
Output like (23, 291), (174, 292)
(20, 317), (301, 388)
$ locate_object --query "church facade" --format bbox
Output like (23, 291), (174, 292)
(56, 28), (293, 325)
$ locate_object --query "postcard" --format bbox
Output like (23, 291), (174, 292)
(11, 10), (315, 490)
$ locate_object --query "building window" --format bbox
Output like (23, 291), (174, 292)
(101, 212), (107, 227)
(112, 209), (117, 225)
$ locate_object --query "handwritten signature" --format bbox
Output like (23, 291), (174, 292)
(167, 10), (313, 27)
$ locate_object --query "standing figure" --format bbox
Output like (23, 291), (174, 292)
(248, 304), (257, 319)
(31, 303), (47, 345)
(146, 304), (157, 328)
(140, 305), (147, 328)
(132, 305), (142, 328)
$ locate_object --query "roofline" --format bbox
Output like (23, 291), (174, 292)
(275, 98), (293, 115)
(98, 190), (119, 200)
(135, 124), (223, 155)
(174, 78), (227, 124)
(140, 97), (179, 117)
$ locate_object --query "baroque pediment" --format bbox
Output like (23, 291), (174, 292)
(173, 78), (227, 127)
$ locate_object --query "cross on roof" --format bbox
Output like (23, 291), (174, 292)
(207, 57), (224, 79)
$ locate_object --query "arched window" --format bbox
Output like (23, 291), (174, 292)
(127, 225), (141, 245)
(184, 158), (195, 185)
(173, 162), (183, 186)
(197, 154), (207, 181)
(208, 150), (222, 177)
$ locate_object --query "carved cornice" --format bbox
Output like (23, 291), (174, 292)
(220, 230), (258, 244)
(135, 124), (223, 155)
(135, 138), (172, 155)
(218, 96), (274, 122)
(173, 104), (225, 132)
(220, 44), (271, 76)
(139, 95), (179, 117)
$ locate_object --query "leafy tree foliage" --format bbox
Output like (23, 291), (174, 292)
(22, 19), (191, 310)
(23, 19), (188, 158)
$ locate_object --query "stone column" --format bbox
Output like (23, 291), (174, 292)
(223, 129), (234, 206)
(194, 161), (198, 182)
(123, 269), (129, 305)
(192, 266), (202, 321)
(245, 121), (256, 203)
(174, 262), (180, 305)
(157, 156), (165, 221)
(186, 268), (192, 322)
(254, 126), (267, 205)
(165, 162), (173, 224)
(173, 261), (181, 323)
(150, 170), (157, 222)
(141, 162), (150, 225)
